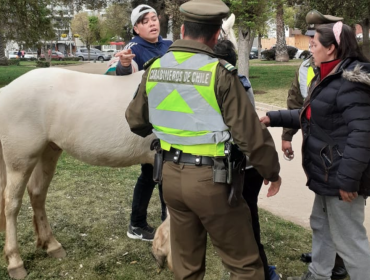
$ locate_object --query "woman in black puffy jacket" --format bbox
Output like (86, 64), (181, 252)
(261, 23), (370, 280)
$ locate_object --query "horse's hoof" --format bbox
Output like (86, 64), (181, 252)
(8, 265), (27, 279)
(48, 246), (66, 258)
(151, 252), (165, 268)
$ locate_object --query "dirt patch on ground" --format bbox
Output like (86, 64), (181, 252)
(254, 90), (267, 94)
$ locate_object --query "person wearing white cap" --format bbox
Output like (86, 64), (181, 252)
(108, 4), (172, 242)
(106, 4), (172, 75)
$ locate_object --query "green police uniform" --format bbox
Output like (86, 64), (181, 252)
(126, 1), (280, 279)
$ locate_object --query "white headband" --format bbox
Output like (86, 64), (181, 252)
(131, 4), (157, 26)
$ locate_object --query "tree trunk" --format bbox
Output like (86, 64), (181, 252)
(361, 19), (370, 61)
(160, 12), (169, 38)
(258, 33), (263, 59)
(275, 0), (289, 62)
(0, 33), (9, 66)
(238, 26), (255, 78)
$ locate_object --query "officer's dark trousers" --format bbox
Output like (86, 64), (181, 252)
(130, 164), (167, 227)
(243, 168), (270, 280)
(163, 161), (264, 280)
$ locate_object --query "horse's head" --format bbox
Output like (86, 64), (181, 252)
(220, 13), (238, 51)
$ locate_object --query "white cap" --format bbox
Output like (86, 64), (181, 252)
(131, 4), (157, 26)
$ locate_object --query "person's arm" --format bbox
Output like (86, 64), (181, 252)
(116, 62), (132, 75)
(115, 49), (138, 76)
(266, 109), (301, 129)
(217, 66), (280, 182)
(125, 70), (153, 137)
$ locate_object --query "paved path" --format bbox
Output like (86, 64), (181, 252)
(56, 61), (109, 74)
(58, 62), (370, 241)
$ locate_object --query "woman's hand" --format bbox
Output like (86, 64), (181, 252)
(260, 116), (271, 126)
(339, 189), (358, 202)
(282, 140), (294, 160)
(264, 176), (282, 197)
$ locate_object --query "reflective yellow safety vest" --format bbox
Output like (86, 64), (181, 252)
(146, 51), (230, 157)
(298, 57), (316, 99)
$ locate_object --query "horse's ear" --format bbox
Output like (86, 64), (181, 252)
(222, 13), (235, 31)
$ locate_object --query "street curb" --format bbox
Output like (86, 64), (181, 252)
(255, 101), (284, 112)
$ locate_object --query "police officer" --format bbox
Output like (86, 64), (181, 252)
(281, 10), (347, 280)
(126, 0), (282, 279)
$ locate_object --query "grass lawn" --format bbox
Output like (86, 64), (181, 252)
(0, 61), (82, 88)
(0, 153), (313, 280)
(249, 59), (303, 65)
(0, 65), (34, 88)
(250, 64), (298, 108)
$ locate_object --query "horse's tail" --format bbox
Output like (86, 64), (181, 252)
(0, 141), (6, 231)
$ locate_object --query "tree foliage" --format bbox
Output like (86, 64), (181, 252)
(165, 0), (188, 41)
(71, 12), (101, 58)
(305, 0), (370, 58)
(0, 0), (55, 63)
(100, 3), (131, 43)
(224, 0), (271, 77)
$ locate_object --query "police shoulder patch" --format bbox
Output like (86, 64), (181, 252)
(143, 56), (160, 70)
(219, 59), (237, 74)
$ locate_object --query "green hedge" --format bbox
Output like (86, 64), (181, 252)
(63, 57), (80, 61)
(261, 46), (298, 60)
(261, 49), (275, 60)
(19, 57), (37, 61)
(9, 59), (20, 65)
(0, 59), (20, 66)
(36, 61), (50, 67)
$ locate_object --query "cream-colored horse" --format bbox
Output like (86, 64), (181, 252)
(0, 68), (156, 279)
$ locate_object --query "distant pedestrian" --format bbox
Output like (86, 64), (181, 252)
(17, 50), (21, 58)
(21, 50), (25, 58)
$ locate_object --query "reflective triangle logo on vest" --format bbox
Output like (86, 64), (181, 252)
(156, 89), (194, 114)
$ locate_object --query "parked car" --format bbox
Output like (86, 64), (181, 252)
(75, 48), (111, 61)
(250, 47), (258, 59)
(40, 51), (65, 60)
(7, 51), (37, 59)
(8, 51), (19, 59)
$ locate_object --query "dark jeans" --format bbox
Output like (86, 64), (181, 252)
(243, 167), (270, 280)
(130, 164), (167, 228)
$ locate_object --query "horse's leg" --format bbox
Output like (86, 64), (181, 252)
(4, 157), (38, 279)
(27, 143), (64, 258)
